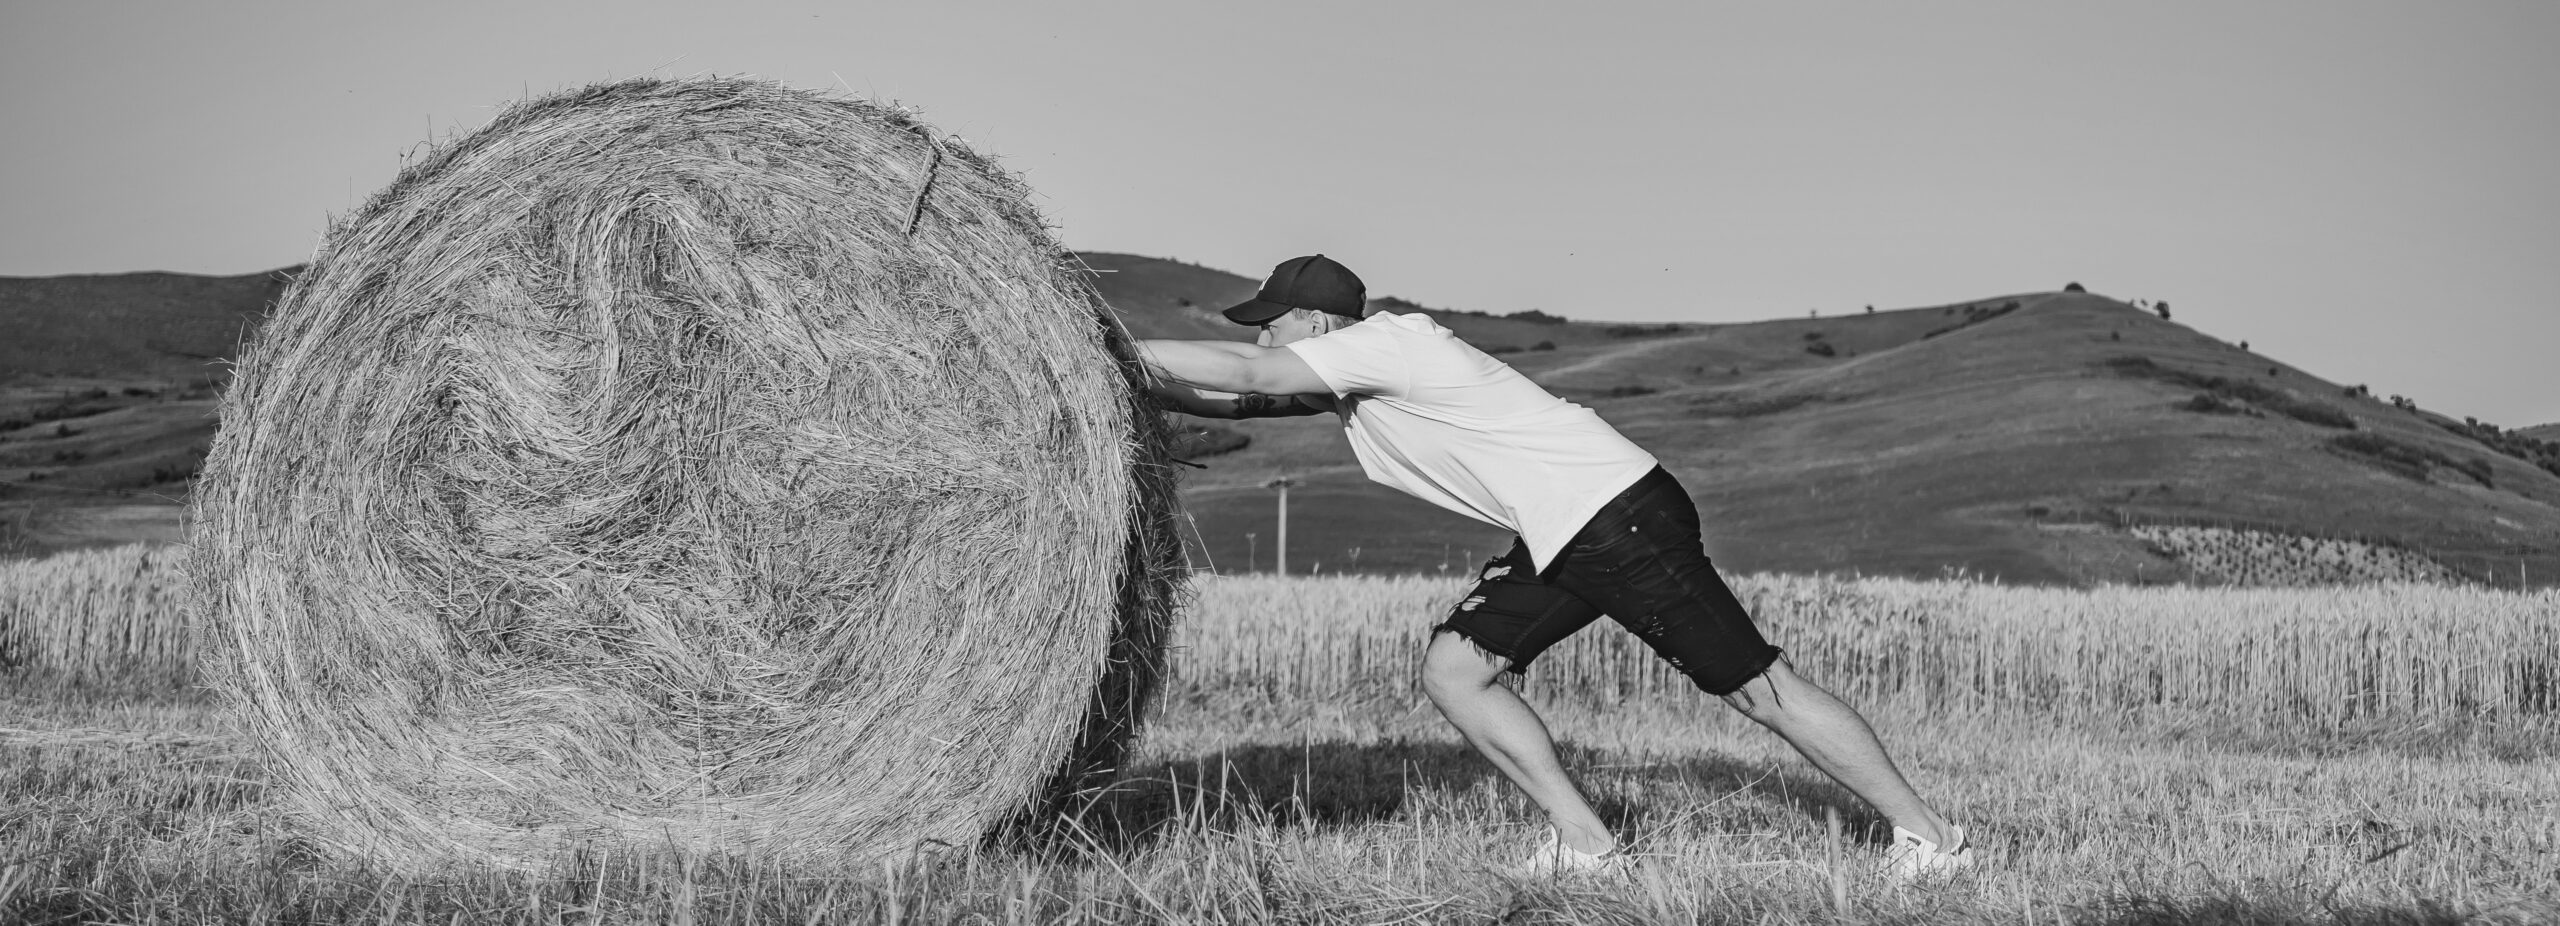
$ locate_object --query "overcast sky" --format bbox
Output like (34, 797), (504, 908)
(4, 1), (2552, 425)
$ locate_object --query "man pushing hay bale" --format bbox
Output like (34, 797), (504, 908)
(187, 77), (1183, 870)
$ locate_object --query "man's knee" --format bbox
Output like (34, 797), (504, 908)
(1421, 630), (1509, 699)
(1715, 657), (1796, 719)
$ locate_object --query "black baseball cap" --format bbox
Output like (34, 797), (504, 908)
(1222, 254), (1367, 325)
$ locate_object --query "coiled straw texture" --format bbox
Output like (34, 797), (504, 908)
(187, 77), (1181, 870)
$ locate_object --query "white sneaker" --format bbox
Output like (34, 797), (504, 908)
(1881, 824), (1973, 883)
(1515, 826), (1627, 879)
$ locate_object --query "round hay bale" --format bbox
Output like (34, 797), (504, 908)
(186, 77), (1182, 869)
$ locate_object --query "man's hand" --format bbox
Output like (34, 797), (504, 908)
(1136, 339), (1333, 396)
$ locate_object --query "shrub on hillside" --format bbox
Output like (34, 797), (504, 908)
(1530, 340), (1556, 351)
(2064, 282), (2086, 293)
(2438, 418), (2560, 480)
(1922, 301), (2021, 339)
(2105, 356), (2354, 429)
(2327, 433), (2492, 487)
(2156, 301), (2171, 319)
(1804, 341), (1837, 357)
(2451, 456), (2496, 488)
(2179, 394), (2253, 417)
(2265, 397), (2356, 429)
(1507, 309), (1569, 325)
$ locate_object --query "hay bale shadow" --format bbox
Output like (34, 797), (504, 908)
(1607, 752), (1890, 846)
(1055, 739), (1494, 852)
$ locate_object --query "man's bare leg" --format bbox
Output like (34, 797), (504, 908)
(1420, 632), (1616, 855)
(1721, 659), (1957, 846)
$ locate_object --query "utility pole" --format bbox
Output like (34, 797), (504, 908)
(1265, 476), (1295, 575)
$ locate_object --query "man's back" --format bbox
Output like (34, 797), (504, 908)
(1285, 311), (1657, 572)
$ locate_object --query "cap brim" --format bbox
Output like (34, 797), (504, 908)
(1220, 298), (1294, 326)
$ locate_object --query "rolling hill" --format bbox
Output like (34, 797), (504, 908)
(5, 255), (2556, 587)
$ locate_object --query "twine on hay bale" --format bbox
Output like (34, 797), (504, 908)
(187, 77), (1183, 869)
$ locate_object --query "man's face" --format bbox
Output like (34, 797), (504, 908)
(1255, 309), (1335, 348)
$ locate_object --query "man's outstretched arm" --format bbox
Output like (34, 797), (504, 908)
(1147, 382), (1335, 420)
(1136, 339), (1334, 396)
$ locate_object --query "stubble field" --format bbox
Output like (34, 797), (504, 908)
(3, 547), (2556, 924)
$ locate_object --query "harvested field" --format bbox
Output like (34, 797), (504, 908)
(4, 569), (2556, 922)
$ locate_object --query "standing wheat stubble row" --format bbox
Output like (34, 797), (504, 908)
(0, 543), (193, 696)
(1168, 574), (2560, 731)
(12, 551), (2545, 728)
(1136, 254), (1976, 882)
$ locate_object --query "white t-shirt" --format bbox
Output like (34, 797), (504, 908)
(1285, 312), (1660, 572)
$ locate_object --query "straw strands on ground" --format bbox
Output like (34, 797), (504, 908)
(183, 78), (1183, 870)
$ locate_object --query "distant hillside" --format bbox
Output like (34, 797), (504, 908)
(1, 268), (297, 555)
(0, 268), (297, 384)
(1075, 253), (1260, 341)
(6, 253), (2556, 588)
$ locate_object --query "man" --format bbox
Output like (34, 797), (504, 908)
(1136, 255), (1972, 881)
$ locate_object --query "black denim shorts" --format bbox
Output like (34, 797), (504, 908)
(1432, 466), (1783, 696)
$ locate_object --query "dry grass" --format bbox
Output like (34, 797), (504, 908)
(1176, 573), (2560, 736)
(181, 77), (1183, 870)
(0, 542), (192, 696)
(21, 550), (2555, 748)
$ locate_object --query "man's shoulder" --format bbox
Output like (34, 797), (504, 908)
(1359, 310), (1449, 335)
